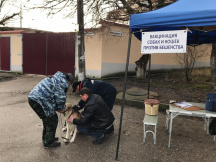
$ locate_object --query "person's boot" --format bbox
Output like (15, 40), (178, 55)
(44, 141), (61, 148)
(43, 137), (58, 141)
(93, 134), (107, 145)
(104, 125), (114, 134)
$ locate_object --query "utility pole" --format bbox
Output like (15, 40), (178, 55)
(20, 4), (23, 28)
(77, 0), (86, 81)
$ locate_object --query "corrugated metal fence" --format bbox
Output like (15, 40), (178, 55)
(0, 37), (10, 71)
(23, 32), (76, 75)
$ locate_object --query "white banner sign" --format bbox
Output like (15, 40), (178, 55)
(141, 30), (187, 54)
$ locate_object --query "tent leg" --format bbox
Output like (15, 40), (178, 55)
(115, 29), (133, 161)
(147, 54), (151, 99)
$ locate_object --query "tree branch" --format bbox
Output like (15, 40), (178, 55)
(0, 12), (19, 26)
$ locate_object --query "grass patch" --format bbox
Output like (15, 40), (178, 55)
(166, 83), (192, 90)
(150, 81), (157, 87)
(175, 83), (191, 89)
(192, 84), (213, 91)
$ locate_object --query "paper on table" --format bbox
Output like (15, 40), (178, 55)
(173, 102), (192, 108)
(170, 102), (204, 111)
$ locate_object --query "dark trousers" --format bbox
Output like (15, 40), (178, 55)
(104, 92), (117, 110)
(28, 98), (58, 146)
(77, 125), (104, 139)
(103, 92), (117, 131)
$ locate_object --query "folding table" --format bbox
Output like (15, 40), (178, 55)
(167, 102), (216, 148)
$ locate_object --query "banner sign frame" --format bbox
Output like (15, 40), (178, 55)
(141, 30), (187, 54)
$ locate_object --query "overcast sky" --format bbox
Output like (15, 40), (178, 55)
(20, 9), (78, 32)
(21, 1), (78, 32)
(2, 0), (112, 32)
(2, 0), (79, 32)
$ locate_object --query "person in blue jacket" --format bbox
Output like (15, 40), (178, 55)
(28, 71), (74, 148)
(72, 78), (117, 133)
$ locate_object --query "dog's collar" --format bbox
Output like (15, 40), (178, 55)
(63, 106), (72, 114)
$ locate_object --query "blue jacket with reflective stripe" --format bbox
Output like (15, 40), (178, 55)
(28, 71), (69, 117)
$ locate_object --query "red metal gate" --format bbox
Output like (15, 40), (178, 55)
(0, 37), (10, 71)
(23, 32), (76, 75)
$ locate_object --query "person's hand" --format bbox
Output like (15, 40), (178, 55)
(72, 105), (79, 111)
(67, 115), (74, 123)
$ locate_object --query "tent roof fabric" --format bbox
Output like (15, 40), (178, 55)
(130, 0), (216, 45)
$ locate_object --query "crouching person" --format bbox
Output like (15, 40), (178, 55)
(67, 87), (115, 145)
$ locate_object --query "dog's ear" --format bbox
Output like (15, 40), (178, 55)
(65, 103), (72, 110)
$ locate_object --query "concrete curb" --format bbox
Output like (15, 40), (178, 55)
(115, 97), (169, 112)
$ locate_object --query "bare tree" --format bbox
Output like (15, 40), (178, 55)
(176, 45), (210, 82)
(106, 0), (176, 22)
(0, 0), (20, 27)
(28, 0), (176, 26)
(135, 54), (149, 78)
(210, 43), (216, 89)
(31, 0), (176, 79)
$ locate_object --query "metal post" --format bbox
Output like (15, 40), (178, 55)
(77, 0), (86, 81)
(20, 4), (23, 28)
(147, 54), (151, 99)
(115, 29), (133, 160)
(74, 32), (78, 77)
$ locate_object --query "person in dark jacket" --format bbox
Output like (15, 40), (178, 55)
(72, 78), (117, 133)
(28, 71), (74, 148)
(67, 87), (115, 145)
(72, 78), (117, 110)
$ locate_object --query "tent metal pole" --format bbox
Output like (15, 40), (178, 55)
(115, 29), (132, 161)
(147, 54), (151, 99)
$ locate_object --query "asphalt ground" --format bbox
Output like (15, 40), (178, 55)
(0, 73), (216, 162)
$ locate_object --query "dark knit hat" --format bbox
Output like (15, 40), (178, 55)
(72, 81), (81, 92)
(68, 73), (75, 84)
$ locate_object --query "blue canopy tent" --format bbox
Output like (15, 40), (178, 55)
(115, 0), (216, 160)
(131, 0), (216, 45)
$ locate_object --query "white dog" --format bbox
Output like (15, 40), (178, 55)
(62, 103), (81, 143)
